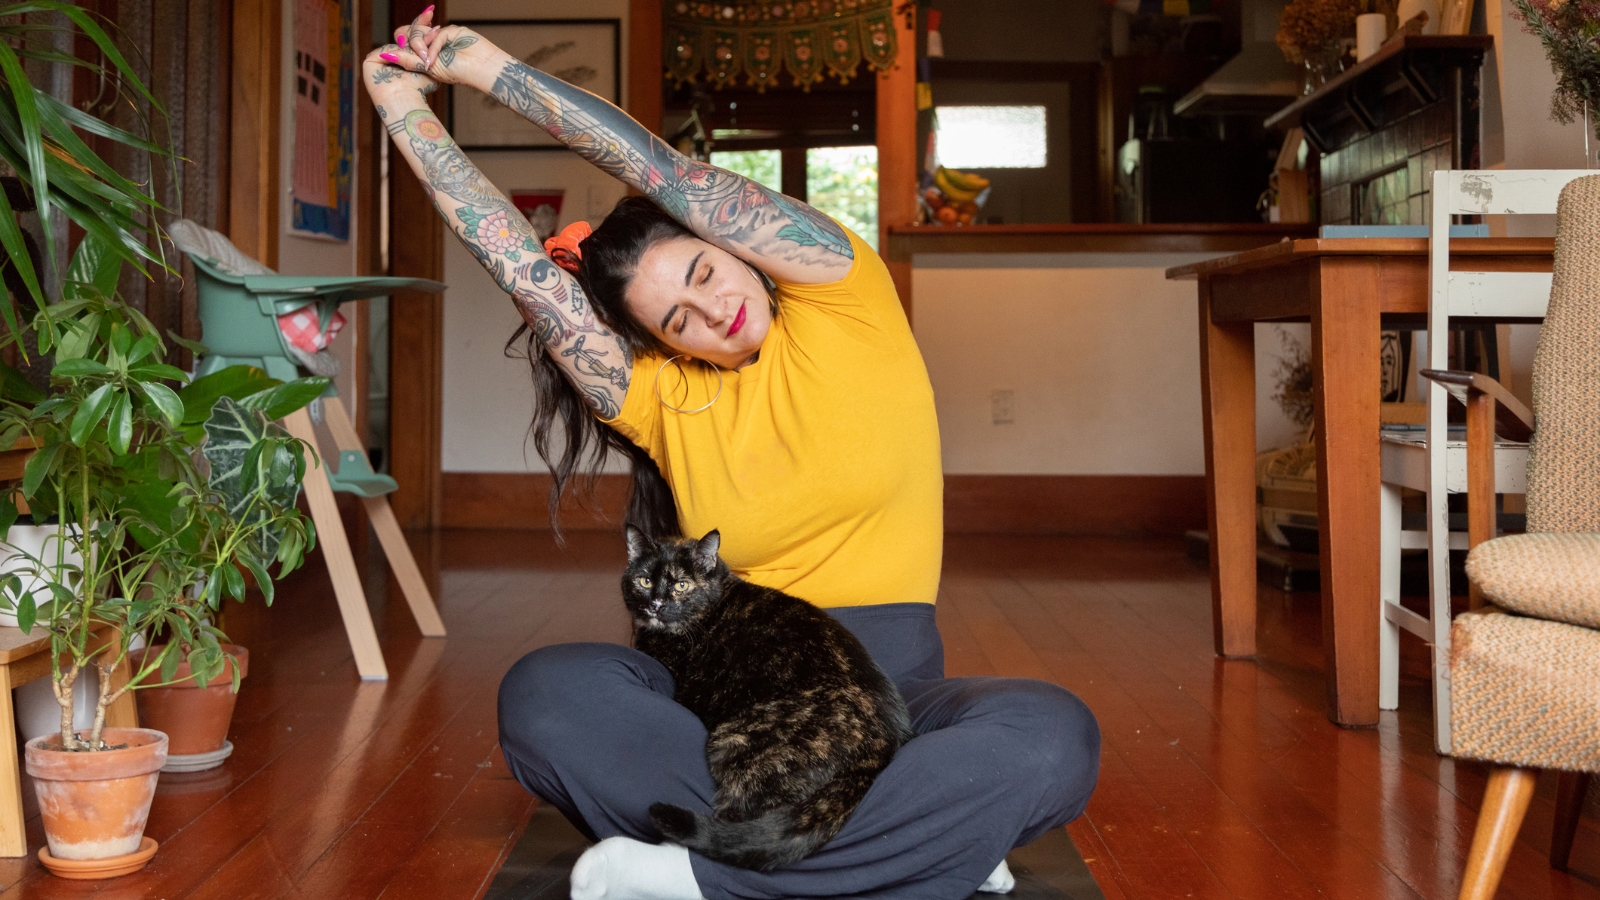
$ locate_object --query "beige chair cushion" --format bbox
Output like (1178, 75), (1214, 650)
(1466, 533), (1600, 629)
(1450, 609), (1600, 772)
(1527, 174), (1600, 532)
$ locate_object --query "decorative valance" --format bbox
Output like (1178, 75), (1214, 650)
(665, 0), (900, 92)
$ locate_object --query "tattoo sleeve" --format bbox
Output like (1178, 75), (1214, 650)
(393, 109), (630, 419)
(485, 60), (854, 272)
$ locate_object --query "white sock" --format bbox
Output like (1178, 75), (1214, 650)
(569, 836), (705, 900)
(978, 858), (1016, 893)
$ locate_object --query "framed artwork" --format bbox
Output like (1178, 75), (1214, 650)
(449, 19), (621, 150)
(290, 0), (354, 240)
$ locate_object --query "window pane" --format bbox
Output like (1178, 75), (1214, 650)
(710, 149), (781, 193)
(806, 146), (878, 252)
(934, 105), (1047, 169)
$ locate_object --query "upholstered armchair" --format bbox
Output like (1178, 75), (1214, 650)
(1447, 174), (1600, 900)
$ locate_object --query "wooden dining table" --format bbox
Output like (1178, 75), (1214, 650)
(1167, 237), (1555, 727)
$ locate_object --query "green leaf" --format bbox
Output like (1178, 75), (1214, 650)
(166, 331), (207, 356)
(240, 377), (331, 421)
(20, 438), (61, 499)
(16, 590), (35, 634)
(128, 363), (188, 382)
(0, 495), (16, 536)
(51, 358), (111, 378)
(0, 38), (51, 265)
(240, 555), (273, 606)
(220, 562), (244, 601)
(202, 397), (303, 557)
(64, 231), (125, 303)
(54, 312), (101, 360)
(159, 642), (180, 684)
(68, 383), (116, 445)
(107, 391), (133, 455)
(138, 381), (184, 429)
(179, 366), (279, 425)
(0, 168), (40, 328)
(127, 334), (159, 365)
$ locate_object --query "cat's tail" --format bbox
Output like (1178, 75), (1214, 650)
(649, 768), (879, 872)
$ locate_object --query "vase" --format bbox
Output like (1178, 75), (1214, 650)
(1302, 44), (1347, 94)
(133, 644), (248, 770)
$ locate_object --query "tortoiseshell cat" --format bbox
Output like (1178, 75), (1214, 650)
(621, 526), (915, 871)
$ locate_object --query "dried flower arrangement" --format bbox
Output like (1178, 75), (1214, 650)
(1276, 0), (1361, 64)
(1511, 0), (1600, 144)
(1273, 332), (1316, 430)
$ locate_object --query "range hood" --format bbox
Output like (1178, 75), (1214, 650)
(1173, 41), (1301, 118)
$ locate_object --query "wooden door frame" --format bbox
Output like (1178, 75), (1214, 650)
(875, 2), (917, 321)
(229, 0), (281, 269)
(385, 0), (665, 528)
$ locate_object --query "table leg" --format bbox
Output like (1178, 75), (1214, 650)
(0, 665), (25, 856)
(1312, 258), (1382, 727)
(1198, 278), (1257, 658)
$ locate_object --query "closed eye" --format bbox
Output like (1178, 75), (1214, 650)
(697, 265), (713, 287)
(677, 310), (689, 334)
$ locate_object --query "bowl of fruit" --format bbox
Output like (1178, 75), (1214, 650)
(922, 167), (991, 226)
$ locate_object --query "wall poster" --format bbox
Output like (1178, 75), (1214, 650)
(291, 0), (354, 241)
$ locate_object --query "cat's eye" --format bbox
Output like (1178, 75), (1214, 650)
(673, 580), (690, 592)
(636, 576), (652, 588)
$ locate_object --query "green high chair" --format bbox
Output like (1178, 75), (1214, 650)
(192, 256), (449, 681)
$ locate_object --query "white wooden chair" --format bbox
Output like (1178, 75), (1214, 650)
(1378, 169), (1589, 754)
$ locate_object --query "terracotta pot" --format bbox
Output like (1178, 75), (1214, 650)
(24, 727), (167, 861)
(133, 645), (248, 756)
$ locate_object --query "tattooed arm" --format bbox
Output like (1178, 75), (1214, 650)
(387, 13), (855, 285)
(361, 48), (631, 419)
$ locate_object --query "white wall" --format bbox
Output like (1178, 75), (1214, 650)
(441, 0), (632, 473)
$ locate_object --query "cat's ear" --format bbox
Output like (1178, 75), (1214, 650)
(625, 525), (652, 563)
(693, 529), (722, 573)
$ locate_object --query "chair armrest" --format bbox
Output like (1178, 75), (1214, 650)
(1419, 369), (1535, 442)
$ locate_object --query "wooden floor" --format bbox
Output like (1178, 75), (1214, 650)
(0, 529), (1595, 899)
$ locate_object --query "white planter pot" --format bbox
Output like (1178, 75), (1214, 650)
(0, 523), (81, 628)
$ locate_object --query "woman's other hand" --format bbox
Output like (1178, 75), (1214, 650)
(362, 45), (439, 109)
(389, 7), (501, 88)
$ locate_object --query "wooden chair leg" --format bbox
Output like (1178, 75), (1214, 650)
(1459, 767), (1537, 900)
(1464, 391), (1495, 610)
(0, 665), (26, 856)
(321, 398), (446, 638)
(283, 408), (388, 681)
(362, 497), (446, 636)
(1551, 772), (1592, 872)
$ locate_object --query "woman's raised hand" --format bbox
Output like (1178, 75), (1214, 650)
(385, 6), (499, 87)
(362, 45), (438, 109)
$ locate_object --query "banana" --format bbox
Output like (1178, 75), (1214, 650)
(934, 169), (979, 203)
(939, 167), (990, 192)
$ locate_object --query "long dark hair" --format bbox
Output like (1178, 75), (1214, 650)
(506, 196), (692, 540)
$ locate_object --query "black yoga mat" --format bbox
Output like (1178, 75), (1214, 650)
(484, 803), (1107, 900)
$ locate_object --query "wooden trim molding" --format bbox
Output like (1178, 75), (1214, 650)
(627, 0), (663, 133)
(228, 0), (282, 267)
(387, 0), (448, 528)
(442, 472), (1206, 536)
(874, 3), (917, 319)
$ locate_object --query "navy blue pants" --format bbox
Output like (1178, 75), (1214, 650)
(497, 603), (1100, 900)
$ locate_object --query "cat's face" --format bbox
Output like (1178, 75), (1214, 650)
(622, 527), (727, 634)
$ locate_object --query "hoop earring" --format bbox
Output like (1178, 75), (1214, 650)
(655, 355), (724, 414)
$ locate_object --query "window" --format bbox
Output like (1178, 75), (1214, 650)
(806, 146), (878, 252)
(709, 150), (781, 193)
(934, 105), (1047, 169)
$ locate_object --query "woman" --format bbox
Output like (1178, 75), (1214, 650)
(365, 12), (1099, 900)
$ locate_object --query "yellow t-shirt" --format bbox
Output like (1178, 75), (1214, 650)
(604, 227), (942, 608)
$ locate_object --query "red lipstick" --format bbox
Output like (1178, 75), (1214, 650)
(727, 302), (747, 338)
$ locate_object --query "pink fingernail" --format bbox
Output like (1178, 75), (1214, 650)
(423, 5), (434, 13)
(380, 52), (399, 63)
(397, 34), (406, 47)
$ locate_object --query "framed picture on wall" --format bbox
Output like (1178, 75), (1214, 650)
(449, 19), (620, 150)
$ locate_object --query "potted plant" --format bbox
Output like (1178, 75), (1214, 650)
(1511, 0), (1600, 162)
(0, 282), (325, 876)
(0, 2), (326, 877)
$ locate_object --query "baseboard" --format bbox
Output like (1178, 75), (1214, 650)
(943, 475), (1206, 536)
(442, 472), (1206, 536)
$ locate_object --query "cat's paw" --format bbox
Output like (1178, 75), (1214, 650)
(649, 802), (699, 842)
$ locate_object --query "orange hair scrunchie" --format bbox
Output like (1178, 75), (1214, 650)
(543, 221), (592, 274)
